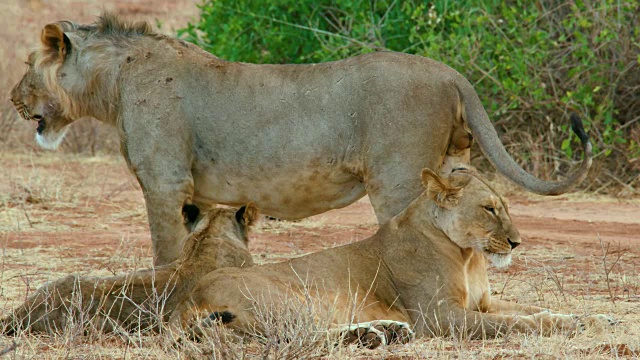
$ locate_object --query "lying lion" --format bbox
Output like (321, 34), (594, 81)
(1, 205), (257, 335)
(168, 166), (613, 345)
(3, 167), (608, 347)
(3, 166), (612, 346)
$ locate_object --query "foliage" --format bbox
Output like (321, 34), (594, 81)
(179, 0), (639, 193)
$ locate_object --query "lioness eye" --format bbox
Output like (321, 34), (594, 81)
(484, 206), (496, 215)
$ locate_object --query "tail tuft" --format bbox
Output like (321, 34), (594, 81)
(570, 113), (589, 144)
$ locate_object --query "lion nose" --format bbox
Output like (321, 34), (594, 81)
(507, 238), (520, 249)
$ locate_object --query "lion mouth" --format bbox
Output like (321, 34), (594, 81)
(484, 250), (510, 256)
(36, 119), (45, 134)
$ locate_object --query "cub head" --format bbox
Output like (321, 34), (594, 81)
(179, 204), (260, 269)
(10, 54), (74, 149)
(421, 165), (521, 268)
(183, 203), (260, 249)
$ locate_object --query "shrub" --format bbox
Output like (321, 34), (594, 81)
(180, 0), (639, 194)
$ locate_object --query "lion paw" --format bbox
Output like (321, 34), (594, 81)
(335, 320), (414, 349)
(576, 314), (619, 329)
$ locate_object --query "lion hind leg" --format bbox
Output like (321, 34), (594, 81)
(331, 320), (415, 349)
(1, 274), (95, 334)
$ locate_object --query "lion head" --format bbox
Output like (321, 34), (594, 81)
(10, 15), (153, 150)
(420, 166), (521, 268)
(10, 54), (74, 149)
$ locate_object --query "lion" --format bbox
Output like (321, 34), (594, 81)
(168, 165), (613, 347)
(2, 167), (613, 346)
(11, 14), (593, 265)
(1, 205), (257, 335)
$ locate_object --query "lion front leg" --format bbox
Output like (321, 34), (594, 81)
(120, 105), (196, 265)
(487, 297), (617, 333)
(486, 298), (547, 316)
(142, 187), (193, 265)
(128, 155), (194, 265)
(421, 302), (613, 339)
(330, 320), (415, 349)
(419, 307), (574, 338)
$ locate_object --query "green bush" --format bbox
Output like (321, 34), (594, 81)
(179, 0), (639, 193)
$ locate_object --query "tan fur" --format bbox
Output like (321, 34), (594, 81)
(11, 14), (592, 265)
(10, 53), (74, 146)
(170, 166), (612, 339)
(1, 206), (256, 335)
(3, 172), (612, 340)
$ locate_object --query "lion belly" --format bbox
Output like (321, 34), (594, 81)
(191, 160), (366, 219)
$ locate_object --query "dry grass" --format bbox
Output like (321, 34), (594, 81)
(0, 254), (638, 359)
(0, 154), (638, 359)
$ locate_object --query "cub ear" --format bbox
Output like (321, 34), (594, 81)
(40, 23), (71, 61)
(421, 168), (463, 208)
(182, 204), (201, 232)
(235, 202), (260, 227)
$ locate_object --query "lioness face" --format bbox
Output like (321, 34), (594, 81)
(10, 55), (74, 150)
(422, 167), (521, 268)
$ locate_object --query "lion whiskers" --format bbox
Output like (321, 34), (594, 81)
(13, 103), (31, 121)
(467, 237), (489, 250)
(467, 236), (512, 268)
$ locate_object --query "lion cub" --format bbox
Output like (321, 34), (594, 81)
(1, 205), (257, 334)
(170, 166), (613, 346)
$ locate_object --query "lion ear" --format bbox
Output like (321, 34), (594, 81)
(182, 204), (201, 232)
(421, 168), (463, 208)
(235, 202), (260, 228)
(40, 23), (71, 61)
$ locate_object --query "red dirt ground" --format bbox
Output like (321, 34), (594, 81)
(3, 156), (639, 269)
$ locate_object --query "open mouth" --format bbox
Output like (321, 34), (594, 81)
(36, 119), (45, 134)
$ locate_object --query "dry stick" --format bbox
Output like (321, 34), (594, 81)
(598, 235), (615, 304)
(19, 204), (33, 228)
(618, 114), (640, 131)
(604, 170), (639, 195)
(0, 341), (18, 357)
(598, 234), (624, 304)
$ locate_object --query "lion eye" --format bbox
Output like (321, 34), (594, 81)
(484, 206), (496, 215)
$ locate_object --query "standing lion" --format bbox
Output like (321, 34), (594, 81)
(11, 14), (592, 264)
